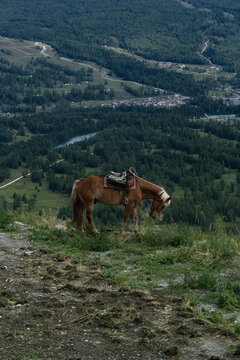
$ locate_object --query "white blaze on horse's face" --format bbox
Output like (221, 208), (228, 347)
(160, 190), (170, 203)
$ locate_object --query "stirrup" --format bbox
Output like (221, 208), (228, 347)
(122, 196), (129, 205)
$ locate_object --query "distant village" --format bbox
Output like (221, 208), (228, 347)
(221, 88), (240, 106)
(100, 93), (189, 109)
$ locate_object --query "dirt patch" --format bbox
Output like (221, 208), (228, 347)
(0, 231), (237, 359)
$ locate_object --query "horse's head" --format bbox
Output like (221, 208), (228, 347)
(150, 190), (171, 219)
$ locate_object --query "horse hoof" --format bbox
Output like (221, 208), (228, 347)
(119, 230), (125, 238)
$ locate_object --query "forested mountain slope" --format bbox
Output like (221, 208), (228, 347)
(0, 0), (206, 63)
(188, 0), (240, 71)
(0, 0), (240, 70)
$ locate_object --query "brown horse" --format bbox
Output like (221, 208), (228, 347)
(71, 174), (171, 234)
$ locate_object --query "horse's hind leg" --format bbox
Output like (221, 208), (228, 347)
(85, 201), (99, 233)
(77, 208), (85, 232)
(72, 191), (85, 232)
(73, 200), (85, 233)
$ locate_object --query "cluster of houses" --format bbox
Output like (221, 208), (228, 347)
(206, 114), (237, 121)
(100, 94), (189, 109)
(212, 87), (240, 107)
(0, 112), (13, 118)
(158, 62), (171, 69)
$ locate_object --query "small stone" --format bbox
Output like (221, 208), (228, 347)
(219, 273), (227, 277)
(55, 224), (67, 231)
(55, 252), (67, 262)
(164, 346), (179, 356)
(14, 221), (29, 230)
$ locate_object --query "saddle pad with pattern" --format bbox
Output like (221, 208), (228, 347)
(104, 174), (136, 190)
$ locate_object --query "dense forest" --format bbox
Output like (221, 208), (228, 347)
(0, 0), (207, 63)
(1, 0), (240, 230)
(0, 56), (116, 109)
(0, 0), (240, 75)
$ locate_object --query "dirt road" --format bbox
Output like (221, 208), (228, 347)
(0, 160), (64, 190)
(0, 228), (237, 360)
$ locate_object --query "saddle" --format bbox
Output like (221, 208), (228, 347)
(104, 169), (136, 190)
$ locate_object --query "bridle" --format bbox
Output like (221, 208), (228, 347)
(135, 177), (171, 214)
(150, 194), (171, 214)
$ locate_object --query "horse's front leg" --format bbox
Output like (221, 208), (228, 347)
(120, 205), (134, 236)
(86, 201), (99, 233)
(132, 206), (139, 231)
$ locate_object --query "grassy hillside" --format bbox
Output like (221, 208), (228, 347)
(0, 35), (197, 114)
(1, 210), (240, 358)
(2, 209), (240, 351)
(0, 36), (143, 109)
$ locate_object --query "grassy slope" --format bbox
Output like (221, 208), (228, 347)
(0, 36), (142, 103)
(1, 173), (69, 214)
(6, 210), (239, 345)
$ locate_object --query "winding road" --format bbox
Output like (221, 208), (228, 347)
(0, 159), (64, 190)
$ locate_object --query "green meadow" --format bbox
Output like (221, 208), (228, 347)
(0, 36), (145, 104)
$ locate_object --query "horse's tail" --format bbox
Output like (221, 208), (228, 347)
(71, 180), (85, 228)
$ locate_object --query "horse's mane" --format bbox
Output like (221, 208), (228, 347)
(136, 175), (163, 194)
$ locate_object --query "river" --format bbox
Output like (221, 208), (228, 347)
(55, 132), (97, 148)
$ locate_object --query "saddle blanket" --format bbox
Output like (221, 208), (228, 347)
(104, 174), (136, 190)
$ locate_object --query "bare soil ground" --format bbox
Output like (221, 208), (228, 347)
(0, 230), (238, 360)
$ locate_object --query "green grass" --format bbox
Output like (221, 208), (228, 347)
(10, 128), (33, 145)
(173, 184), (185, 199)
(221, 171), (237, 184)
(5, 210), (240, 337)
(0, 36), (48, 66)
(0, 173), (68, 214)
(0, 199), (13, 230)
(0, 168), (26, 185)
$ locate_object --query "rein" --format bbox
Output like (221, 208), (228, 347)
(136, 176), (164, 210)
(135, 176), (151, 208)
(150, 199), (165, 213)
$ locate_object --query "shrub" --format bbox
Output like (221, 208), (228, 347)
(184, 269), (219, 291)
(0, 199), (12, 230)
(217, 289), (239, 310)
(29, 227), (114, 252)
